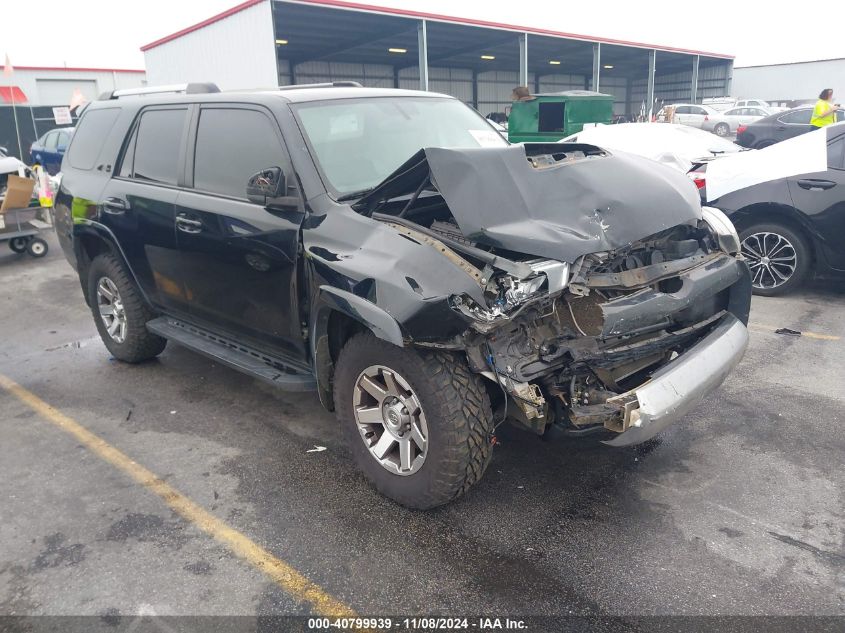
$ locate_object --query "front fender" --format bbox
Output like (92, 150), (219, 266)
(310, 285), (406, 410)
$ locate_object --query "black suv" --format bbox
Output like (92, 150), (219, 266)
(55, 82), (752, 509)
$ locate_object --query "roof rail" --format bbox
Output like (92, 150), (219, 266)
(278, 81), (363, 91)
(99, 82), (221, 100)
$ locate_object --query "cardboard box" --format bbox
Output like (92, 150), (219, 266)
(0, 175), (35, 214)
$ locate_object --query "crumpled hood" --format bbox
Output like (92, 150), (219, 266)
(424, 143), (703, 262)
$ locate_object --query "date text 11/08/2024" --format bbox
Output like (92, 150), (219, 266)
(307, 617), (528, 630)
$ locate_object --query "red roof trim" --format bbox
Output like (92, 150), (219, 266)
(141, 0), (266, 51)
(140, 0), (734, 59)
(0, 65), (145, 73)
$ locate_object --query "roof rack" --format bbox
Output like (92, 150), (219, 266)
(99, 82), (221, 100)
(278, 81), (363, 91)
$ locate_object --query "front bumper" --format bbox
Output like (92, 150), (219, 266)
(603, 313), (748, 447)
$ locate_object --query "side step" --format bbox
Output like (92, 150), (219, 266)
(146, 317), (316, 392)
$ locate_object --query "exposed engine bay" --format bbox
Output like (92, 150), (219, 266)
(357, 143), (751, 441)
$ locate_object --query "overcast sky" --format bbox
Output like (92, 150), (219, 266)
(1, 0), (841, 69)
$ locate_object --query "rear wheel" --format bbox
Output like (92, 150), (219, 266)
(739, 221), (811, 296)
(334, 332), (493, 509)
(9, 237), (29, 253)
(87, 253), (167, 362)
(714, 122), (730, 137)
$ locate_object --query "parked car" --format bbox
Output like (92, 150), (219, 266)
(561, 123), (743, 173)
(736, 107), (845, 149)
(55, 83), (751, 509)
(709, 124), (845, 295)
(702, 106), (772, 137)
(661, 104), (720, 129)
(733, 99), (770, 109)
(30, 127), (74, 175)
(0, 146), (30, 197)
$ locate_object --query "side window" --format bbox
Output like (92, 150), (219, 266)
(192, 107), (287, 199)
(675, 106), (690, 115)
(45, 132), (58, 150)
(827, 136), (845, 170)
(67, 108), (121, 171)
(129, 108), (188, 186)
(693, 107), (707, 115)
(779, 109), (811, 124)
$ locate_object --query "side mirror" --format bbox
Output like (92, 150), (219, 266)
(246, 167), (286, 205)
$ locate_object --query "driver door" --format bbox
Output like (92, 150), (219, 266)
(174, 104), (307, 361)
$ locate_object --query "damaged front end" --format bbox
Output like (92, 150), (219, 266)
(355, 143), (751, 446)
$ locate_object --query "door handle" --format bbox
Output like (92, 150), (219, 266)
(797, 179), (836, 190)
(102, 197), (129, 214)
(176, 215), (203, 234)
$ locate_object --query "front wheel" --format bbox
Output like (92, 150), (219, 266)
(87, 254), (167, 362)
(739, 221), (812, 296)
(334, 333), (494, 509)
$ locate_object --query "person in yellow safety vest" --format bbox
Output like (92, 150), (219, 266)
(810, 88), (840, 130)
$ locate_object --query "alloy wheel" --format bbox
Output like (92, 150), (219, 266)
(741, 231), (797, 290)
(96, 277), (128, 343)
(352, 365), (429, 476)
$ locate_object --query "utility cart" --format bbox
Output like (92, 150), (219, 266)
(0, 174), (51, 258)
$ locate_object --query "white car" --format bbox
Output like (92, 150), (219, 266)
(702, 106), (773, 137)
(661, 103), (721, 129)
(560, 123), (743, 173)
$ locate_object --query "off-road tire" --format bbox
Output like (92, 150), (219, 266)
(87, 253), (167, 362)
(334, 332), (493, 509)
(739, 221), (812, 296)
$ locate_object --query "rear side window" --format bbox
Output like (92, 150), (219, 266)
(192, 107), (286, 199)
(67, 108), (121, 170)
(675, 106), (690, 114)
(122, 108), (188, 186)
(779, 110), (811, 124)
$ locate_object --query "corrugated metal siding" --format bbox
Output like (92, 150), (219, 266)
(733, 59), (845, 103)
(629, 62), (729, 114)
(144, 0), (277, 90)
(291, 61), (394, 87)
(0, 69), (145, 106)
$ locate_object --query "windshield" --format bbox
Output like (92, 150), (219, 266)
(293, 96), (507, 196)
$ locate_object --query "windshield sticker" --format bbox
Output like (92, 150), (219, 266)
(469, 129), (505, 147)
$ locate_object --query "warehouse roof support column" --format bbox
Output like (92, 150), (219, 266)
(418, 20), (429, 91)
(691, 54), (699, 103)
(592, 43), (601, 92)
(646, 49), (656, 120)
(724, 60), (733, 97)
(519, 33), (528, 87)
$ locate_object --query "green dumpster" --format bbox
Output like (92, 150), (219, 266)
(507, 91), (614, 143)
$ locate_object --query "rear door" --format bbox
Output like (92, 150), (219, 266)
(687, 106), (710, 128)
(775, 109), (813, 141)
(786, 131), (845, 271)
(100, 106), (191, 315)
(174, 104), (307, 360)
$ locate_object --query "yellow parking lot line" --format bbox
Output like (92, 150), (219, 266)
(0, 373), (356, 618)
(749, 323), (841, 341)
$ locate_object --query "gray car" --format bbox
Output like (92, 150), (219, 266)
(702, 106), (773, 137)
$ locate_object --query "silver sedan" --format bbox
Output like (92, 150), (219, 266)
(703, 106), (773, 137)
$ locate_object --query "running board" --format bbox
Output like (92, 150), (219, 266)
(146, 317), (316, 392)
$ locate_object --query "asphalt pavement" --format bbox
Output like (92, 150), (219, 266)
(0, 233), (843, 623)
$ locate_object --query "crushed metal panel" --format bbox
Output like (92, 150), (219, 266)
(424, 143), (703, 262)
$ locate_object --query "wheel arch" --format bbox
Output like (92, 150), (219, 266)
(310, 286), (407, 411)
(73, 224), (146, 308)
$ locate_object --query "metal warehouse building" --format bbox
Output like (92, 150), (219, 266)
(142, 0), (733, 118)
(733, 58), (845, 107)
